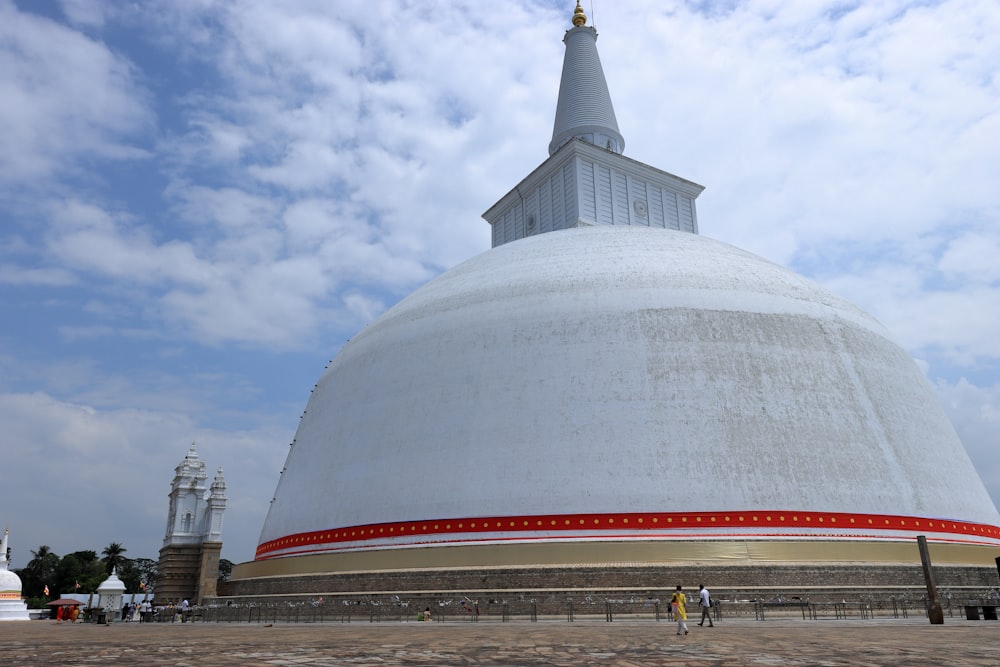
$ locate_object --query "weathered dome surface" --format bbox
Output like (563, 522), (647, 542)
(0, 568), (21, 595)
(257, 226), (1000, 561)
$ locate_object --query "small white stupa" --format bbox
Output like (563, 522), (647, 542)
(0, 528), (30, 621)
(96, 567), (127, 621)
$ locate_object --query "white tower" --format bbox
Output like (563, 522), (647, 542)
(163, 444), (209, 547)
(156, 445), (227, 604)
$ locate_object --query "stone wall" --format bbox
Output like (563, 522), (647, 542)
(196, 542), (222, 604)
(157, 542), (222, 605)
(215, 563), (1000, 608)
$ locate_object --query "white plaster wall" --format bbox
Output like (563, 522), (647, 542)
(260, 226), (1000, 546)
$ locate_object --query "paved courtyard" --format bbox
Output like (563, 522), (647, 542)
(2, 617), (999, 666)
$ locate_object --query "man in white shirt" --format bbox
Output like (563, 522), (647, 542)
(698, 584), (714, 627)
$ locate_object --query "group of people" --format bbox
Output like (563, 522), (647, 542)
(115, 598), (192, 623)
(120, 600), (155, 622)
(54, 604), (81, 622)
(51, 598), (193, 623)
(670, 584), (715, 635)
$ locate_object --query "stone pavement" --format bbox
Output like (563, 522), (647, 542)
(2, 617), (999, 666)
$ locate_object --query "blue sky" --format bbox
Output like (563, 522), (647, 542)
(1, 0), (998, 572)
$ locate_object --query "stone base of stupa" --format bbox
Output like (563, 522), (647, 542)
(219, 539), (1000, 605)
(0, 600), (31, 621)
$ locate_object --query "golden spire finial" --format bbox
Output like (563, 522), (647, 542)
(572, 1), (587, 27)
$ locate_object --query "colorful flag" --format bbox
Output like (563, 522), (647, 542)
(43, 585), (49, 596)
(140, 581), (146, 591)
(75, 581), (81, 590)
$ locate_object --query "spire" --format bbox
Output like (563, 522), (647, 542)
(549, 1), (624, 156)
(173, 442), (207, 487)
(1, 528), (8, 568)
(210, 467), (227, 499)
(483, 2), (703, 245)
(205, 467), (227, 542)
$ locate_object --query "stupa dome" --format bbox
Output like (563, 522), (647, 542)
(256, 226), (1000, 562)
(0, 568), (21, 596)
(230, 4), (1000, 592)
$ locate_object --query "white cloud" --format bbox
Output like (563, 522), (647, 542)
(605, 1), (1000, 255)
(57, 0), (110, 28)
(0, 265), (76, 286)
(0, 0), (152, 191)
(168, 185), (281, 233)
(159, 258), (329, 348)
(936, 379), (1000, 510)
(57, 324), (116, 342)
(939, 230), (1000, 284)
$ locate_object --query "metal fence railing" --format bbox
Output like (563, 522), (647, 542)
(186, 589), (1000, 624)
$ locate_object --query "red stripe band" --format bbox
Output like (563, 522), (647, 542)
(256, 510), (1000, 559)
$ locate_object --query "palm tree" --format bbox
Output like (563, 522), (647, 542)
(22, 545), (59, 597)
(101, 542), (128, 574)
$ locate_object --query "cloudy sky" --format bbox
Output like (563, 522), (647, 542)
(1, 0), (998, 572)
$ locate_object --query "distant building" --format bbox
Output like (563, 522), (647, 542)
(155, 445), (226, 604)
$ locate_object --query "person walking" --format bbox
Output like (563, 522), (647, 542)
(698, 584), (715, 627)
(671, 585), (689, 635)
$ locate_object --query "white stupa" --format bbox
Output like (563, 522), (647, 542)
(235, 2), (1000, 585)
(96, 568), (127, 621)
(0, 528), (30, 621)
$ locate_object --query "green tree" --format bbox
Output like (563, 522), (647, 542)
(19, 545), (60, 598)
(100, 542), (127, 574)
(65, 550), (105, 592)
(71, 550), (99, 563)
(16, 544), (161, 600)
(133, 557), (158, 591)
(118, 558), (141, 592)
(218, 558), (233, 582)
(54, 553), (83, 597)
(57, 550), (107, 593)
